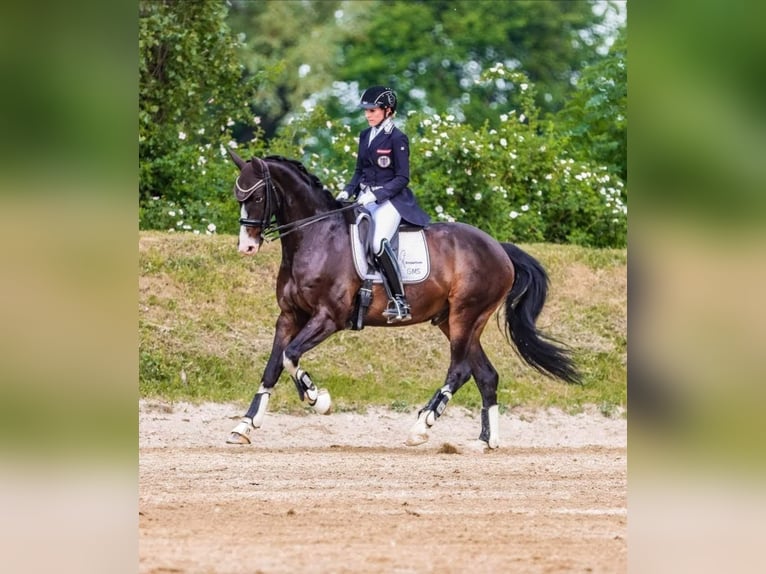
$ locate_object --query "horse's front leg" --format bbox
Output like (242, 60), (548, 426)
(281, 311), (342, 416)
(226, 312), (300, 444)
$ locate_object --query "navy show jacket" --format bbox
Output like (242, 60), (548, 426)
(343, 124), (431, 227)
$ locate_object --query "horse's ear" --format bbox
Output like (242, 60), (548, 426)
(227, 148), (247, 170)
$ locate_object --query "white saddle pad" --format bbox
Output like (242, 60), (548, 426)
(350, 225), (430, 284)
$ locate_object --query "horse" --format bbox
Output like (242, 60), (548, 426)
(225, 151), (581, 448)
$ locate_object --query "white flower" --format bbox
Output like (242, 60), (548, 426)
(474, 193), (482, 201)
(520, 83), (528, 91)
(509, 211), (519, 219)
(519, 113), (526, 123)
(435, 205), (444, 214)
(446, 115), (455, 121)
(226, 117), (234, 127)
(545, 174), (552, 180)
(500, 114), (508, 122)
(446, 187), (454, 196)
(228, 140), (238, 148)
(253, 116), (261, 125)
(424, 150), (432, 158)
(207, 223), (216, 232)
(326, 121), (332, 129)
(168, 210), (176, 217)
(178, 131), (187, 140)
(197, 128), (205, 135)
(500, 138), (508, 148)
(521, 204), (529, 212)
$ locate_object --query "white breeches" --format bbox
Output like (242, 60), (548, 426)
(366, 199), (401, 255)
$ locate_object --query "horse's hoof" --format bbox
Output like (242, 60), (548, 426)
(226, 432), (251, 445)
(313, 388), (332, 415)
(405, 432), (430, 446)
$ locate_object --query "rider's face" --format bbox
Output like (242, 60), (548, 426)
(364, 107), (386, 127)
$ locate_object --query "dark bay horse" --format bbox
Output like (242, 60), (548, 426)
(225, 152), (580, 448)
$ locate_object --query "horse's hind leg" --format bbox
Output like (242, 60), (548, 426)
(406, 321), (473, 446)
(470, 344), (501, 448)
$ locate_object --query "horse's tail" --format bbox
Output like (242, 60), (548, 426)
(501, 243), (582, 385)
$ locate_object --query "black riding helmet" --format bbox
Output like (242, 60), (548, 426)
(359, 86), (397, 113)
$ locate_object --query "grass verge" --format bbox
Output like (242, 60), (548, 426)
(139, 232), (626, 416)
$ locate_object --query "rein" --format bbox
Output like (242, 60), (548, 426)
(260, 203), (358, 241)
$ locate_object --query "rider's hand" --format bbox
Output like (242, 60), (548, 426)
(335, 190), (349, 201)
(357, 189), (377, 206)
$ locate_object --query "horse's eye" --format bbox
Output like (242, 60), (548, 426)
(254, 196), (264, 203)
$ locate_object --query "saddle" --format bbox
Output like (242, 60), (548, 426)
(344, 207), (430, 330)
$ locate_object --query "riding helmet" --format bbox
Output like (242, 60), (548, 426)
(359, 86), (397, 112)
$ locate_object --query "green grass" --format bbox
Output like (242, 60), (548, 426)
(139, 231), (627, 416)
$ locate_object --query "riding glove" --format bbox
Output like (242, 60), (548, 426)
(335, 190), (349, 201)
(357, 189), (377, 206)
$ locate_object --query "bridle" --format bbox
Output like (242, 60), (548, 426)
(236, 157), (277, 230)
(236, 158), (358, 241)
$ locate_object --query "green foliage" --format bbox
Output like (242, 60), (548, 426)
(557, 25), (627, 182)
(409, 68), (626, 247)
(331, 0), (609, 121)
(139, 2), (626, 248)
(226, 0), (343, 138)
(139, 0), (263, 233)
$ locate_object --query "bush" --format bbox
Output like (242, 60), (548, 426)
(408, 68), (626, 247)
(140, 65), (626, 248)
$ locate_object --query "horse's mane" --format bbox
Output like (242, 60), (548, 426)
(265, 155), (334, 201)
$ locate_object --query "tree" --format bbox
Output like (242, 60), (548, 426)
(139, 0), (256, 202)
(225, 1), (614, 136)
(556, 24), (627, 182)
(335, 0), (610, 123)
(226, 0), (344, 140)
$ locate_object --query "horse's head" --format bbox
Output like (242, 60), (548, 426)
(228, 150), (276, 255)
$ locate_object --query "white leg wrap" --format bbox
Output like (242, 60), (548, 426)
(251, 386), (271, 428)
(487, 404), (500, 449)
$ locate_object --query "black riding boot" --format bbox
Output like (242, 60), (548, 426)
(375, 239), (412, 323)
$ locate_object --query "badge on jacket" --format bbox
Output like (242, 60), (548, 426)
(376, 148), (391, 168)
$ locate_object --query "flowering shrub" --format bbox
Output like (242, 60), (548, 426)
(140, 66), (626, 248)
(408, 67), (626, 247)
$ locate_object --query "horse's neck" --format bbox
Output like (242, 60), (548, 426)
(269, 164), (333, 224)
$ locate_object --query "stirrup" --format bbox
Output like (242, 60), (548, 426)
(382, 297), (412, 323)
